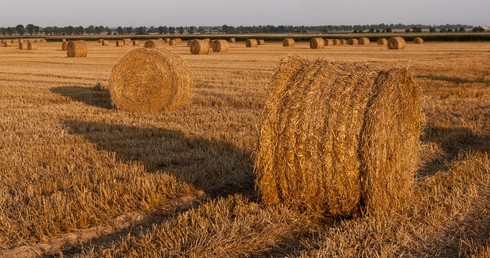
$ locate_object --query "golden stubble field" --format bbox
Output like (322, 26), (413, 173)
(0, 39), (489, 257)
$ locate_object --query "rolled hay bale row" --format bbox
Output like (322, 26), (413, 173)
(116, 40), (124, 47)
(414, 37), (424, 44)
(132, 40), (141, 47)
(347, 38), (358, 45)
(388, 37), (406, 50)
(333, 39), (341, 45)
(144, 40), (166, 49)
(123, 38), (132, 45)
(283, 38), (295, 47)
(377, 38), (388, 46)
(212, 40), (229, 53)
(257, 39), (265, 45)
(61, 41), (68, 51)
(246, 39), (258, 47)
(310, 38), (324, 49)
(340, 39), (347, 45)
(109, 48), (192, 113)
(190, 39), (210, 55)
(228, 38), (236, 43)
(255, 55), (422, 217)
(27, 42), (38, 50)
(67, 41), (88, 57)
(359, 37), (370, 45)
(324, 39), (334, 46)
(101, 40), (110, 46)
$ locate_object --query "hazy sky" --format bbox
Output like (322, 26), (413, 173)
(1, 0), (489, 27)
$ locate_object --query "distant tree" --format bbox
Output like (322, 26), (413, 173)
(6, 27), (14, 35)
(458, 27), (465, 32)
(353, 30), (357, 33)
(429, 27), (436, 33)
(26, 24), (35, 35)
(405, 28), (411, 33)
(66, 26), (74, 35)
(15, 24), (25, 35)
(135, 26), (147, 35)
(440, 28), (447, 33)
(472, 26), (485, 32)
(188, 26), (196, 34)
(386, 28), (392, 33)
(447, 28), (453, 32)
(157, 26), (165, 34)
(117, 26), (124, 35)
(0, 27), (5, 36)
(197, 27), (205, 34)
(106, 27), (112, 35)
(169, 26), (176, 34)
(375, 29), (381, 33)
(368, 28), (375, 33)
(95, 26), (104, 34)
(85, 25), (95, 34)
(412, 27), (422, 33)
(125, 26), (133, 34)
(178, 26), (185, 34)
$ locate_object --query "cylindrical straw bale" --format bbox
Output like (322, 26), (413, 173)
(132, 40), (140, 46)
(282, 38), (295, 47)
(116, 40), (124, 47)
(190, 40), (210, 55)
(257, 39), (265, 45)
(310, 38), (324, 49)
(212, 40), (229, 52)
(340, 39), (347, 45)
(67, 41), (88, 57)
(19, 42), (26, 50)
(109, 48), (192, 113)
(377, 38), (388, 45)
(324, 39), (334, 46)
(413, 37), (424, 44)
(347, 38), (358, 45)
(144, 40), (165, 49)
(27, 42), (38, 50)
(255, 55), (422, 217)
(102, 40), (110, 46)
(388, 37), (406, 50)
(123, 38), (132, 45)
(228, 38), (236, 43)
(359, 38), (370, 45)
(61, 41), (68, 51)
(246, 39), (258, 47)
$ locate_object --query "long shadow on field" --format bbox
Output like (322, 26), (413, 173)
(417, 74), (490, 85)
(51, 85), (113, 109)
(64, 120), (255, 198)
(418, 125), (490, 178)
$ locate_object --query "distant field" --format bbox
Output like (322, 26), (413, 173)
(0, 40), (489, 257)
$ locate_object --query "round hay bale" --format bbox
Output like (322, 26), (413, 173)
(414, 37), (424, 44)
(123, 38), (132, 45)
(116, 40), (124, 47)
(347, 38), (358, 45)
(11, 39), (15, 43)
(132, 40), (140, 46)
(257, 39), (265, 45)
(333, 39), (340, 45)
(163, 38), (170, 43)
(109, 48), (192, 113)
(190, 40), (210, 55)
(144, 40), (165, 49)
(324, 39), (334, 46)
(255, 55), (422, 217)
(18, 42), (26, 50)
(377, 38), (388, 46)
(169, 39), (178, 46)
(27, 42), (37, 50)
(228, 38), (236, 43)
(97, 39), (103, 43)
(102, 40), (110, 46)
(388, 37), (406, 50)
(67, 41), (88, 57)
(282, 38), (295, 47)
(340, 39), (347, 45)
(310, 38), (324, 49)
(61, 41), (68, 51)
(186, 40), (193, 47)
(212, 40), (229, 52)
(3, 41), (11, 47)
(246, 39), (258, 47)
(359, 37), (370, 45)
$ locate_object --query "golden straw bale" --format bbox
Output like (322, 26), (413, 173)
(347, 38), (358, 45)
(102, 40), (110, 46)
(11, 39), (15, 43)
(310, 38), (324, 49)
(27, 42), (37, 50)
(255, 55), (422, 217)
(377, 38), (388, 45)
(333, 39), (340, 45)
(228, 38), (236, 43)
(123, 38), (132, 45)
(190, 39), (210, 55)
(116, 40), (124, 47)
(414, 37), (424, 44)
(257, 39), (265, 45)
(2, 41), (11, 47)
(388, 37), (406, 50)
(340, 39), (347, 45)
(282, 38), (295, 47)
(187, 40), (193, 47)
(144, 40), (166, 49)
(18, 42), (26, 50)
(324, 39), (334, 46)
(61, 41), (68, 51)
(169, 39), (178, 46)
(67, 41), (88, 57)
(212, 40), (229, 52)
(98, 39), (103, 43)
(109, 48), (192, 113)
(359, 37), (370, 45)
(246, 39), (258, 47)
(132, 40), (140, 46)
(163, 38), (170, 43)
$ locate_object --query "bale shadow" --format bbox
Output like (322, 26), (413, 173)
(418, 125), (490, 178)
(64, 120), (255, 198)
(51, 85), (113, 109)
(417, 75), (489, 85)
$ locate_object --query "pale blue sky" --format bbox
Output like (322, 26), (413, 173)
(1, 0), (488, 27)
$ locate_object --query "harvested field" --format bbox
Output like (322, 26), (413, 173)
(0, 39), (489, 257)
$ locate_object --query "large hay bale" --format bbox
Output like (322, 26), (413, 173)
(109, 48), (192, 113)
(67, 41), (88, 57)
(187, 40), (193, 47)
(132, 40), (140, 46)
(102, 40), (110, 46)
(246, 39), (258, 47)
(347, 38), (358, 45)
(310, 38), (324, 49)
(190, 40), (210, 55)
(116, 40), (124, 47)
(377, 38), (388, 45)
(255, 55), (422, 217)
(61, 41), (68, 51)
(144, 40), (165, 49)
(388, 37), (406, 50)
(359, 37), (370, 45)
(257, 39), (265, 45)
(212, 40), (229, 52)
(414, 37), (424, 44)
(228, 38), (236, 43)
(283, 38), (295, 47)
(27, 42), (38, 50)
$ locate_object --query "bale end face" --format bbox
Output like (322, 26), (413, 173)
(282, 38), (295, 47)
(190, 40), (210, 55)
(388, 37), (406, 50)
(414, 37), (424, 44)
(310, 38), (324, 49)
(212, 40), (230, 53)
(246, 39), (258, 47)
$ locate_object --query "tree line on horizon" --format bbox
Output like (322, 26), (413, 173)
(0, 23), (487, 36)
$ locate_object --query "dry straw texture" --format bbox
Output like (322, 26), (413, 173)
(340, 39), (347, 45)
(324, 39), (334, 46)
(123, 38), (132, 45)
(187, 40), (193, 47)
(283, 38), (295, 47)
(347, 38), (358, 45)
(255, 55), (422, 217)
(3, 41), (11, 47)
(116, 40), (124, 47)
(61, 42), (68, 51)
(169, 40), (177, 46)
(310, 38), (324, 49)
(144, 40), (165, 49)
(67, 41), (88, 57)
(246, 39), (258, 47)
(190, 40), (210, 55)
(228, 38), (236, 43)
(333, 39), (340, 45)
(97, 39), (103, 43)
(102, 40), (110, 46)
(132, 40), (140, 46)
(27, 42), (38, 50)
(109, 48), (192, 113)
(377, 38), (388, 45)
(359, 38), (370, 45)
(388, 37), (406, 50)
(257, 39), (265, 45)
(212, 40), (229, 53)
(18, 42), (26, 50)
(163, 38), (170, 43)
(414, 37), (424, 44)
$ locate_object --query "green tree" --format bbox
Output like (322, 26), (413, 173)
(189, 26), (196, 34)
(178, 26), (185, 34)
(15, 24), (25, 35)
(26, 24), (35, 35)
(116, 26), (124, 35)
(169, 26), (176, 34)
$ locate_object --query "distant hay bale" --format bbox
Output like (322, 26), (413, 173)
(257, 39), (265, 45)
(310, 38), (324, 49)
(255, 55), (422, 217)
(109, 48), (192, 113)
(347, 38), (358, 45)
(163, 38), (170, 43)
(67, 41), (88, 57)
(2, 41), (11, 47)
(19, 42), (26, 50)
(27, 42), (38, 50)
(132, 40), (140, 46)
(333, 39), (340, 45)
(377, 38), (388, 45)
(102, 40), (110, 46)
(282, 38), (295, 47)
(228, 38), (236, 43)
(98, 39), (103, 43)
(324, 39), (334, 46)
(388, 37), (406, 50)
(246, 39), (258, 47)
(212, 40), (229, 52)
(144, 40), (165, 49)
(190, 39), (210, 55)
(359, 38), (370, 45)
(173, 38), (182, 43)
(61, 41), (68, 51)
(169, 39), (179, 46)
(116, 40), (124, 47)
(11, 39), (15, 43)
(414, 37), (424, 44)
(340, 39), (347, 45)
(187, 40), (193, 47)
(123, 38), (132, 45)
